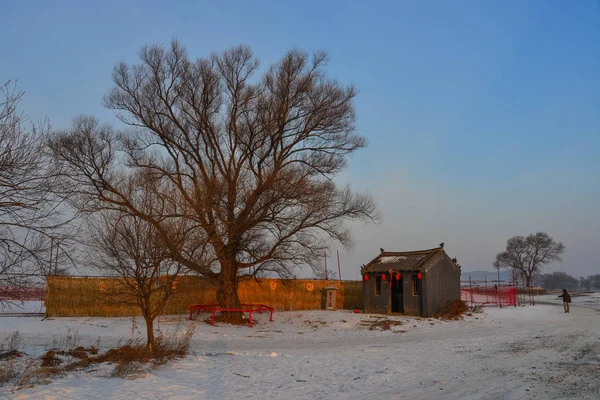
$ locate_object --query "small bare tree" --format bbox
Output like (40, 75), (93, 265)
(0, 80), (71, 300)
(92, 211), (187, 350)
(90, 177), (193, 350)
(494, 232), (565, 288)
(51, 42), (379, 321)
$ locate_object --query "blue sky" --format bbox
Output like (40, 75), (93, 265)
(2, 0), (599, 278)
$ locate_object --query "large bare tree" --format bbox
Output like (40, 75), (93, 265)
(51, 42), (379, 320)
(494, 232), (565, 288)
(0, 80), (70, 298)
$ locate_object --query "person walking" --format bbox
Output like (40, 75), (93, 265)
(558, 289), (571, 313)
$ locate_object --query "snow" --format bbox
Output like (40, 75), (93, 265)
(2, 294), (600, 399)
(0, 300), (45, 314)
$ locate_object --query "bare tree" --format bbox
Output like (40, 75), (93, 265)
(494, 232), (565, 288)
(51, 42), (379, 321)
(91, 208), (188, 350)
(0, 80), (70, 299)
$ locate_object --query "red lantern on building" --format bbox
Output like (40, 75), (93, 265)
(364, 274), (369, 281)
(395, 273), (401, 280)
(381, 274), (386, 281)
(417, 272), (423, 280)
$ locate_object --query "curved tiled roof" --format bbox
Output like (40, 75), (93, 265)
(362, 247), (444, 273)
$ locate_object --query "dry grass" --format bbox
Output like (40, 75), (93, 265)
(0, 331), (23, 387)
(0, 364), (18, 386)
(0, 350), (19, 360)
(437, 300), (468, 320)
(96, 327), (194, 378)
(46, 276), (363, 317)
(13, 326), (195, 390)
(0, 331), (22, 355)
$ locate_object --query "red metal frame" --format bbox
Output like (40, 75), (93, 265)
(188, 303), (274, 328)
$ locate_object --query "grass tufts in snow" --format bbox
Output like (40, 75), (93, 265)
(100, 326), (196, 378)
(0, 331), (23, 387)
(11, 325), (195, 391)
(0, 331), (22, 357)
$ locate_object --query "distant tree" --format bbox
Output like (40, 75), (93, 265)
(579, 274), (600, 292)
(579, 276), (590, 292)
(50, 42), (379, 321)
(531, 272), (546, 288)
(0, 80), (69, 298)
(539, 272), (578, 291)
(494, 232), (565, 288)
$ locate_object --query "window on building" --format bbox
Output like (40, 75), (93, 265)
(375, 276), (382, 296)
(412, 276), (421, 296)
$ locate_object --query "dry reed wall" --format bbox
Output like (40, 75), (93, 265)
(46, 276), (362, 317)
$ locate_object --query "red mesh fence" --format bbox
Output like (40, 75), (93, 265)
(461, 284), (517, 307)
(0, 285), (45, 301)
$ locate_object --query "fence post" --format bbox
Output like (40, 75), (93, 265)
(497, 268), (501, 308)
(484, 274), (488, 304)
(469, 275), (473, 306)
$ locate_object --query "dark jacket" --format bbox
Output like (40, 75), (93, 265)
(558, 291), (571, 303)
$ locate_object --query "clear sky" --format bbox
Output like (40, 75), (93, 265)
(2, 0), (599, 279)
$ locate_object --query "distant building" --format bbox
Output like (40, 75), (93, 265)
(361, 246), (461, 317)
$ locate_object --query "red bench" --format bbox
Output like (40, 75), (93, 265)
(189, 303), (274, 328)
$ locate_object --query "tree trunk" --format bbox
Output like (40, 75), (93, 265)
(145, 316), (155, 352)
(215, 258), (244, 323)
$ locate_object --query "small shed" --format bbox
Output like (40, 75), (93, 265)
(360, 246), (461, 317)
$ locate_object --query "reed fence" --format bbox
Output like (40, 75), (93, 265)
(46, 276), (362, 317)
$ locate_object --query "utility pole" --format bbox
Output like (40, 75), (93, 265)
(54, 241), (59, 276)
(324, 251), (328, 280)
(497, 266), (501, 308)
(49, 240), (54, 276)
(337, 250), (342, 281)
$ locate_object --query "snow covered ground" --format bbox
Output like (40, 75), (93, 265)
(0, 301), (45, 314)
(1, 294), (600, 399)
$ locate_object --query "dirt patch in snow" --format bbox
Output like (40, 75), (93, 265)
(368, 319), (403, 331)
(303, 320), (327, 329)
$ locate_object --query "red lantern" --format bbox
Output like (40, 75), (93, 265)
(364, 274), (369, 281)
(381, 274), (386, 281)
(417, 272), (423, 280)
(395, 273), (401, 280)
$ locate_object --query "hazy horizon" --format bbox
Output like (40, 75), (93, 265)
(2, 1), (598, 279)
